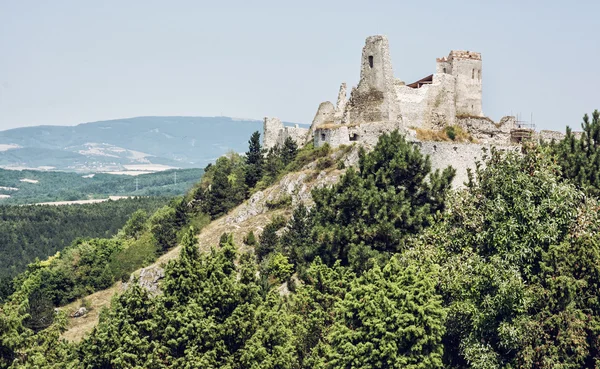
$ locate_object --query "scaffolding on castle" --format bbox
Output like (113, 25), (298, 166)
(510, 114), (536, 143)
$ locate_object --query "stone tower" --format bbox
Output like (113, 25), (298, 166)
(445, 50), (483, 117)
(345, 35), (397, 124)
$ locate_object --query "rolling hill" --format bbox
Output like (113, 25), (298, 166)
(0, 116), (305, 172)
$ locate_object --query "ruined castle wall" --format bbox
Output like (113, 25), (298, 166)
(417, 142), (488, 188)
(308, 102), (335, 137)
(314, 126), (350, 148)
(334, 83), (348, 123)
(263, 117), (284, 150)
(450, 52), (483, 117)
(264, 117), (308, 149)
(418, 141), (519, 188)
(314, 121), (406, 149)
(424, 74), (457, 128)
(395, 74), (456, 129)
(348, 121), (405, 147)
(537, 130), (566, 143)
(456, 116), (514, 145)
(284, 126), (309, 146)
(395, 84), (429, 128)
(345, 35), (398, 124)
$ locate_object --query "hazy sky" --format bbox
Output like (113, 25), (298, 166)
(0, 0), (598, 131)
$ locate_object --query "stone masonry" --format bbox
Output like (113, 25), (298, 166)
(262, 35), (540, 186)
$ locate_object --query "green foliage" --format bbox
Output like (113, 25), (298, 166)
(0, 197), (166, 290)
(287, 142), (330, 173)
(550, 109), (600, 196)
(300, 130), (455, 272)
(0, 168), (203, 205)
(10, 118), (600, 368)
(319, 257), (446, 369)
(445, 125), (456, 140)
(149, 205), (178, 253)
(316, 156), (335, 170)
(245, 131), (264, 189)
(194, 153), (247, 219)
(290, 258), (355, 367)
(256, 216), (286, 261)
(280, 204), (313, 267)
(118, 209), (148, 239)
(281, 136), (299, 167)
(244, 231), (257, 246)
(262, 147), (285, 184)
(108, 232), (157, 282)
(430, 146), (600, 367)
(265, 253), (294, 282)
(0, 271), (74, 368)
(77, 228), (299, 368)
(265, 194), (292, 210)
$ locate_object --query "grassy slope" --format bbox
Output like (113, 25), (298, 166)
(59, 146), (354, 342)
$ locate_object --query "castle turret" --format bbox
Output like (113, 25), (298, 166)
(447, 50), (482, 116)
(345, 35), (398, 124)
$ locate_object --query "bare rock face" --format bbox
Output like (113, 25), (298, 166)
(225, 146), (360, 225)
(127, 265), (165, 295)
(72, 307), (88, 318)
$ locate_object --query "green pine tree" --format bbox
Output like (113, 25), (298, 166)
(245, 131), (264, 189)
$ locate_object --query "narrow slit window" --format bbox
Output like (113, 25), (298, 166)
(321, 133), (326, 141)
(478, 70), (481, 80)
(443, 67), (447, 73)
(472, 69), (475, 79)
(368, 55), (374, 68)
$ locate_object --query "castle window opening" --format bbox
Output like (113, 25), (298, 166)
(478, 70), (481, 80)
(349, 133), (358, 141)
(368, 55), (374, 68)
(443, 67), (446, 73)
(321, 133), (326, 141)
(472, 69), (475, 79)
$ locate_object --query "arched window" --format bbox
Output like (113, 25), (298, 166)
(443, 67), (447, 73)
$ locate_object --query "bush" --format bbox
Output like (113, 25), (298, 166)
(266, 195), (292, 210)
(244, 231), (257, 246)
(108, 233), (157, 282)
(149, 205), (178, 253)
(316, 157), (335, 170)
(445, 125), (456, 140)
(265, 252), (294, 282)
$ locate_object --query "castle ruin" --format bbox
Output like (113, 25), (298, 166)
(263, 35), (533, 186)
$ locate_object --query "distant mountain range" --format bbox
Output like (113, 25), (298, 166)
(0, 117), (305, 172)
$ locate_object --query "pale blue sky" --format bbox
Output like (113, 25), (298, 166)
(0, 0), (598, 131)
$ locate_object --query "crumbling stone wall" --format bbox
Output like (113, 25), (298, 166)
(334, 83), (347, 123)
(263, 117), (308, 150)
(308, 101), (335, 138)
(344, 35), (398, 125)
(263, 117), (284, 150)
(314, 126), (350, 147)
(417, 142), (522, 188)
(395, 73), (457, 129)
(456, 116), (514, 145)
(315, 121), (406, 148)
(536, 130), (566, 143)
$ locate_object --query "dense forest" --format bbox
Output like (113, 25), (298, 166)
(0, 168), (203, 204)
(0, 197), (169, 298)
(1, 111), (600, 368)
